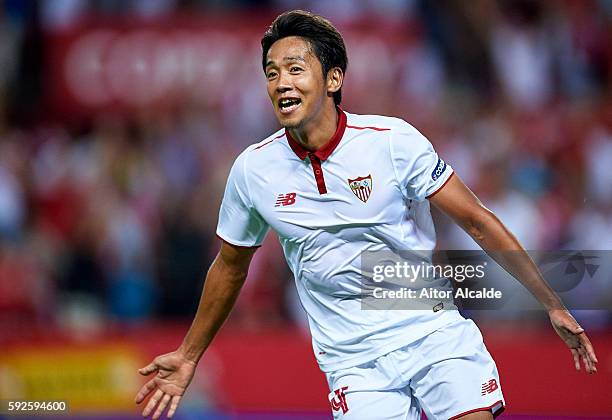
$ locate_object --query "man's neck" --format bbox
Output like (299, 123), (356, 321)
(287, 105), (339, 152)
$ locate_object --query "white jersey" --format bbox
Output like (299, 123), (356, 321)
(216, 109), (463, 372)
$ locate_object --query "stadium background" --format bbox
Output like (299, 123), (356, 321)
(0, 0), (610, 419)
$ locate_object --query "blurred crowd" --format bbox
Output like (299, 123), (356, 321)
(0, 0), (610, 337)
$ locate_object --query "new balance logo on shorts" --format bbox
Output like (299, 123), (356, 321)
(330, 386), (349, 414)
(275, 192), (296, 207)
(481, 379), (499, 395)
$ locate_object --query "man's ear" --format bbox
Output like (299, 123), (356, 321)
(327, 68), (343, 94)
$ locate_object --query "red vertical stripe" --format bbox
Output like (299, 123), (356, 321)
(309, 153), (327, 194)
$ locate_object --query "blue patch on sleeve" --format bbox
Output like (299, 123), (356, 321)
(431, 158), (447, 181)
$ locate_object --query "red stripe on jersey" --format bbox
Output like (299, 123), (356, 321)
(254, 132), (286, 150)
(346, 125), (391, 132)
(426, 172), (455, 199)
(448, 400), (505, 420)
(309, 153), (327, 194)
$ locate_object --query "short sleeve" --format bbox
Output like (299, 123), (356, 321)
(216, 151), (269, 247)
(389, 122), (454, 201)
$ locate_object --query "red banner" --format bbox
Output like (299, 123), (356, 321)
(1, 322), (611, 415)
(44, 14), (416, 120)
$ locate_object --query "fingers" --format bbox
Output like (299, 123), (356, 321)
(571, 334), (598, 374)
(152, 393), (171, 420)
(556, 313), (599, 375)
(577, 346), (593, 373)
(578, 333), (598, 364)
(142, 389), (163, 418)
(570, 348), (580, 371)
(139, 361), (159, 376)
(141, 390), (178, 419)
(135, 378), (157, 404)
(167, 395), (182, 418)
(578, 334), (598, 374)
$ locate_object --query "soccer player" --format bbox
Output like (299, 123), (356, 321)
(135, 10), (598, 420)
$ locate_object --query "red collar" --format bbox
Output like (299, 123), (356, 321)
(286, 108), (347, 161)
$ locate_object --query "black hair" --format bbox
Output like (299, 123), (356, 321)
(261, 10), (348, 105)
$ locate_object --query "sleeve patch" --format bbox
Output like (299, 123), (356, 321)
(431, 158), (447, 181)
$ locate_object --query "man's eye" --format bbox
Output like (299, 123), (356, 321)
(267, 72), (277, 79)
(290, 67), (303, 72)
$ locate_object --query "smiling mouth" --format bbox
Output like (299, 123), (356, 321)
(278, 98), (302, 114)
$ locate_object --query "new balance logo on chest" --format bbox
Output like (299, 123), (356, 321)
(275, 192), (296, 207)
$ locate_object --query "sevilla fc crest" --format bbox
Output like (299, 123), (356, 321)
(348, 175), (373, 203)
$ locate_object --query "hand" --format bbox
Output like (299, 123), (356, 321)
(135, 350), (198, 419)
(549, 309), (598, 374)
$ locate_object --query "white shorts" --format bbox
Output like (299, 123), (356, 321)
(326, 318), (505, 420)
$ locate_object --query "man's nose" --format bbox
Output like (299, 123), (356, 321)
(276, 72), (292, 92)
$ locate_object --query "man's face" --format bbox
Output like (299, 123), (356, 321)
(265, 36), (330, 129)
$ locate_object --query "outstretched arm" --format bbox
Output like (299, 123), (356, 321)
(135, 240), (258, 419)
(429, 174), (598, 374)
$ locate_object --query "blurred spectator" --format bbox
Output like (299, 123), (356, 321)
(0, 156), (25, 240)
(445, 160), (544, 251)
(0, 6), (21, 96)
(491, 0), (555, 109)
(584, 125), (612, 206)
